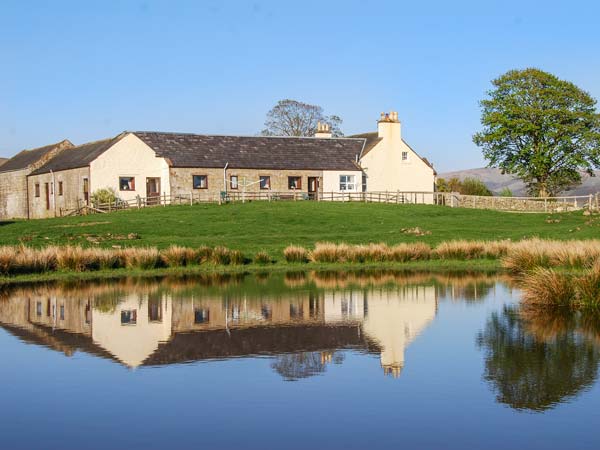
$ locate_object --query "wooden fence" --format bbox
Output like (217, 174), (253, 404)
(61, 190), (600, 216)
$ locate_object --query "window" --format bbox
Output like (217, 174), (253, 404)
(288, 176), (302, 190)
(192, 175), (208, 189)
(148, 298), (163, 323)
(261, 304), (272, 320)
(230, 175), (238, 190)
(119, 177), (135, 191)
(194, 308), (210, 324)
(402, 151), (409, 161)
(362, 173), (367, 192)
(34, 183), (40, 197)
(339, 175), (356, 191)
(290, 303), (303, 319)
(58, 181), (63, 196)
(36, 301), (42, 317)
(259, 176), (271, 190)
(59, 305), (65, 321)
(121, 309), (137, 325)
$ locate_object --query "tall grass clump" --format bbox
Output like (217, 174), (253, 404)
(161, 245), (197, 267)
(520, 267), (575, 307)
(434, 240), (487, 260)
(575, 261), (600, 307)
(211, 246), (232, 265)
(310, 242), (342, 263)
(390, 243), (431, 262)
(195, 246), (214, 264)
(283, 245), (309, 263)
(122, 247), (163, 270)
(229, 249), (245, 265)
(254, 251), (272, 265)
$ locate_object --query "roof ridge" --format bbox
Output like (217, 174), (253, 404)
(132, 131), (365, 141)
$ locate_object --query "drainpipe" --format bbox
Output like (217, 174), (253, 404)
(223, 162), (229, 193)
(50, 170), (57, 217)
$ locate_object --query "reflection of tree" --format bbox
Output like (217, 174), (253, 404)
(271, 351), (345, 381)
(477, 306), (600, 412)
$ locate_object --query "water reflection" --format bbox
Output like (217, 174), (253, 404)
(477, 306), (600, 412)
(0, 271), (499, 380)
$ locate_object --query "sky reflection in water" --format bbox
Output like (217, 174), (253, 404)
(1, 271), (599, 450)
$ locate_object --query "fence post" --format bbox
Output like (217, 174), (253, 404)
(163, 192), (166, 207)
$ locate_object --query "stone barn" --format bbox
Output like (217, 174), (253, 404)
(0, 140), (72, 219)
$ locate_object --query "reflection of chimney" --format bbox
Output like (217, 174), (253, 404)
(383, 364), (403, 378)
(377, 110), (401, 140)
(315, 121), (332, 138)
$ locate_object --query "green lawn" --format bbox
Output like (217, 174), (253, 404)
(0, 202), (597, 255)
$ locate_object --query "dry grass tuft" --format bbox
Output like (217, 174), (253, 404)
(195, 246), (214, 264)
(122, 247), (163, 270)
(161, 245), (197, 267)
(254, 251), (272, 265)
(520, 267), (575, 307)
(211, 246), (232, 265)
(575, 261), (600, 307)
(283, 245), (309, 263)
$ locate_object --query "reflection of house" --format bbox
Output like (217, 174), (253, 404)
(0, 283), (437, 376)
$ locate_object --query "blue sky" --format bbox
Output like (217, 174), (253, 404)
(1, 0), (599, 172)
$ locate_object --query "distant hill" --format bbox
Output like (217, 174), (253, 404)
(438, 167), (600, 196)
(0, 158), (7, 167)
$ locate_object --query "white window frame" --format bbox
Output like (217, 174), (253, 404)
(339, 175), (356, 192)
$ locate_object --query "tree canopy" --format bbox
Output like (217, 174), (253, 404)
(436, 176), (493, 196)
(261, 99), (343, 137)
(473, 68), (600, 197)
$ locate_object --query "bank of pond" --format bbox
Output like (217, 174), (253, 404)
(0, 239), (599, 309)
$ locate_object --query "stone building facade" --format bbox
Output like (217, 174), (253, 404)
(0, 140), (72, 219)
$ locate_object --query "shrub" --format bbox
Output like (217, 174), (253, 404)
(91, 187), (118, 205)
(283, 245), (309, 263)
(254, 251), (272, 265)
(460, 177), (493, 196)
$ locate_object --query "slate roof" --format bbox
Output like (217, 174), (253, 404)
(348, 132), (383, 157)
(0, 140), (72, 173)
(142, 323), (374, 366)
(134, 132), (365, 171)
(29, 135), (125, 175)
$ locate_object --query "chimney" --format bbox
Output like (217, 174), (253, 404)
(315, 121), (332, 138)
(377, 110), (401, 140)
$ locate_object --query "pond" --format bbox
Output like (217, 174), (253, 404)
(1, 271), (599, 449)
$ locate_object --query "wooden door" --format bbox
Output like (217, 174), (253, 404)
(146, 178), (161, 205)
(44, 183), (50, 210)
(308, 177), (319, 200)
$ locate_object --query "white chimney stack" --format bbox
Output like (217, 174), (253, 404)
(315, 121), (332, 138)
(377, 110), (401, 139)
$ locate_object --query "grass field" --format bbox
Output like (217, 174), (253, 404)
(0, 202), (597, 256)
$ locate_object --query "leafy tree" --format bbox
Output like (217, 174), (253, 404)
(460, 177), (493, 196)
(473, 68), (600, 197)
(436, 177), (492, 196)
(261, 99), (343, 137)
(499, 187), (513, 197)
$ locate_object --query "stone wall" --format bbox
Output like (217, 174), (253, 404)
(27, 167), (90, 219)
(0, 168), (29, 219)
(169, 167), (323, 201)
(438, 193), (598, 213)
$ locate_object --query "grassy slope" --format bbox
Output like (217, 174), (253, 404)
(0, 202), (597, 255)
